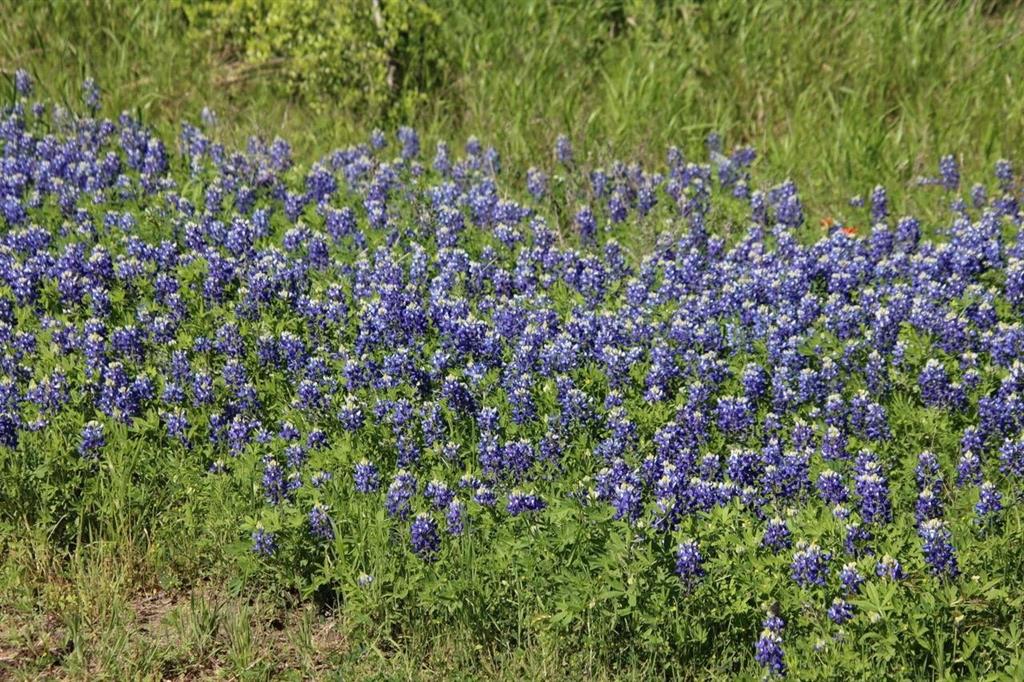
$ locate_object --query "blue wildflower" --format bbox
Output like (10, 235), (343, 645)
(308, 503), (334, 541)
(675, 539), (705, 588)
(252, 525), (276, 557)
(410, 513), (440, 561)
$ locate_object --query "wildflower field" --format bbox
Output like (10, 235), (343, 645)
(3, 1), (1024, 679)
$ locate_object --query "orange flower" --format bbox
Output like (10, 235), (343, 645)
(842, 226), (857, 237)
(820, 216), (836, 229)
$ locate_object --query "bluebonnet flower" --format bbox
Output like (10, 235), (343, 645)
(424, 479), (455, 510)
(611, 482), (643, 522)
(791, 542), (831, 588)
(473, 485), (497, 507)
(442, 442), (462, 465)
(839, 563), (864, 595)
(483, 146), (500, 174)
(998, 438), (1024, 478)
(939, 154), (960, 191)
(994, 158), (1014, 191)
(747, 189), (767, 223)
(311, 471), (332, 488)
(446, 499), (465, 536)
(262, 459), (287, 505)
(160, 405), (189, 444)
(200, 106), (217, 127)
(755, 612), (786, 676)
(854, 456), (892, 525)
(338, 400), (365, 432)
(918, 519), (959, 577)
(607, 191), (627, 223)
(763, 612), (785, 633)
(849, 395), (891, 441)
(875, 554), (906, 581)
(956, 452), (982, 487)
(705, 131), (723, 153)
(971, 183), (987, 208)
(919, 359), (961, 408)
(575, 206), (596, 243)
(828, 598), (855, 625)
(816, 470), (848, 505)
(386, 470), (417, 519)
(975, 481), (1003, 525)
(870, 185), (888, 223)
(432, 141), (451, 174)
(554, 134), (573, 166)
(762, 517), (792, 553)
(915, 488), (944, 525)
(308, 503), (334, 541)
(14, 69), (32, 96)
(353, 459), (380, 493)
(410, 513), (440, 561)
(526, 167), (548, 200)
(79, 420), (105, 459)
(82, 77), (100, 111)
(306, 430), (328, 451)
(894, 216), (920, 251)
(252, 525), (276, 557)
(843, 522), (873, 558)
(675, 540), (704, 588)
(823, 394), (846, 429)
(715, 396), (755, 435)
(915, 451), (943, 491)
(507, 491), (546, 515)
(287, 471), (303, 497)
(742, 362), (769, 401)
(726, 449), (759, 487)
(820, 426), (848, 461)
(397, 126), (420, 159)
(285, 444), (307, 470)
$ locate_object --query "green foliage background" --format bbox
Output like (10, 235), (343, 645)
(3, 0), (1023, 216)
(179, 0), (448, 117)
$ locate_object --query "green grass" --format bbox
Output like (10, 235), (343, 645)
(0, 543), (681, 679)
(2, 0), (1023, 218)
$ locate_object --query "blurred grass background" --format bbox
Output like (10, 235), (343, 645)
(2, 0), (1023, 217)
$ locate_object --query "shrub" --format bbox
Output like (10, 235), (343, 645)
(180, 0), (448, 118)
